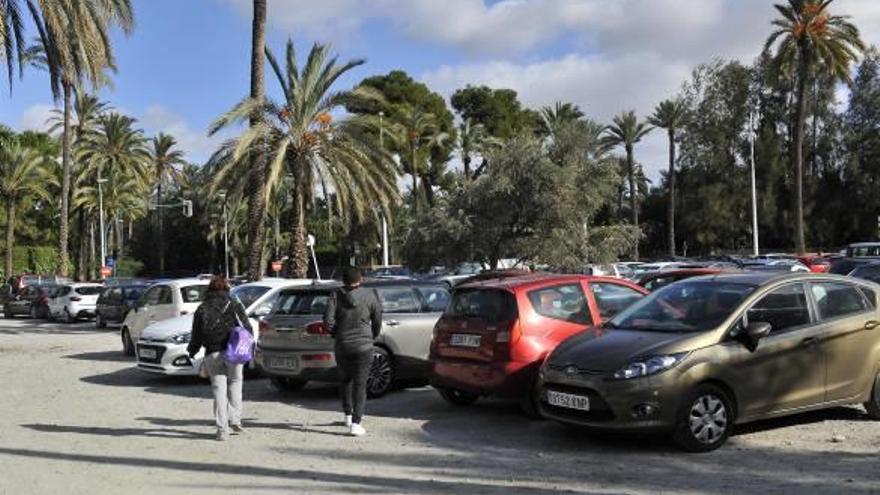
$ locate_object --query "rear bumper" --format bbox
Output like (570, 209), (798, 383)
(256, 346), (338, 382)
(68, 303), (96, 318)
(430, 358), (537, 398)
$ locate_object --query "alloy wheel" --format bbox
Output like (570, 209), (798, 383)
(688, 394), (728, 445)
(367, 349), (393, 398)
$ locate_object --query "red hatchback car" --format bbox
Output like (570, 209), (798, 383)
(429, 274), (648, 414)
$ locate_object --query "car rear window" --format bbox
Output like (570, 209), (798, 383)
(527, 283), (591, 324)
(124, 287), (145, 300)
(180, 285), (208, 303)
(75, 286), (103, 296)
(274, 290), (330, 315)
(445, 289), (517, 323)
(231, 285), (271, 309)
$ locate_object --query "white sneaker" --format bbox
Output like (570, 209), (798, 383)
(350, 423), (366, 437)
(344, 415), (353, 428)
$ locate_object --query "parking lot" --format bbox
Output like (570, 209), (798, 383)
(0, 318), (878, 495)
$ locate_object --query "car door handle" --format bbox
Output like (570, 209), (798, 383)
(865, 321), (880, 330)
(801, 337), (819, 346)
(384, 320), (400, 327)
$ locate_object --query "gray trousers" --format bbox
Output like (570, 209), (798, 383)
(204, 352), (244, 432)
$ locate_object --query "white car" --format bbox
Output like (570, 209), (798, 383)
(135, 278), (313, 375)
(48, 283), (104, 323)
(120, 278), (210, 356)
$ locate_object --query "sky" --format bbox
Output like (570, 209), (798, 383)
(3, 0), (880, 181)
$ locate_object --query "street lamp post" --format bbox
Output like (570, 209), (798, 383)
(378, 111), (390, 267)
(97, 176), (109, 275)
(749, 112), (760, 257)
(217, 191), (229, 279)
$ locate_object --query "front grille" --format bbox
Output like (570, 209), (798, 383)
(542, 384), (615, 422)
(547, 363), (606, 376)
(136, 344), (166, 364)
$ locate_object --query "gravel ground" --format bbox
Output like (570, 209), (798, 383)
(0, 317), (879, 495)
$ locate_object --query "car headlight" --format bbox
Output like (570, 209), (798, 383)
(168, 333), (191, 344)
(612, 352), (688, 380)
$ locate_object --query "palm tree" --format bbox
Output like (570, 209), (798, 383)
(602, 110), (653, 260)
(539, 101), (585, 137)
(458, 118), (500, 181)
(0, 0), (136, 275)
(209, 39), (399, 277)
(0, 139), (53, 277)
(649, 98), (688, 257)
(244, 0), (267, 280)
(765, 0), (864, 253)
(148, 133), (185, 274)
(78, 112), (148, 269)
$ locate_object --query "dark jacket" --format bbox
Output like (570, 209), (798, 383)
(324, 285), (383, 354)
(188, 291), (252, 357)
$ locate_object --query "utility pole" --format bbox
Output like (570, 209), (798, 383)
(218, 191), (230, 279)
(379, 111), (390, 266)
(749, 111), (760, 257)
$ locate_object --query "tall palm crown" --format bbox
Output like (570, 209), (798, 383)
(602, 110), (653, 260)
(210, 39), (399, 277)
(765, 0), (864, 253)
(78, 113), (148, 181)
(149, 133), (185, 191)
(539, 102), (585, 136)
(0, 139), (53, 277)
(458, 118), (499, 180)
(649, 98), (687, 257)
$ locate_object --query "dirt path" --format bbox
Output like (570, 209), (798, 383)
(0, 318), (879, 494)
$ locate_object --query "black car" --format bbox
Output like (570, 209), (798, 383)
(4, 284), (57, 319)
(95, 284), (148, 328)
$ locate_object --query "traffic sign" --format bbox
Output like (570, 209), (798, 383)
(105, 257), (115, 268)
(271, 261), (283, 273)
(100, 266), (112, 278)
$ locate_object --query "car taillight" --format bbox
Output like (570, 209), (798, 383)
(302, 353), (332, 361)
(70, 296), (82, 302)
(493, 320), (521, 362)
(306, 322), (330, 335)
(259, 320), (272, 334)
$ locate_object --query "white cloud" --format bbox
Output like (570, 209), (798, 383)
(19, 104), (55, 132)
(140, 105), (229, 164)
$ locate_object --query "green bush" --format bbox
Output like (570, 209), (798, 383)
(1, 246), (66, 278)
(114, 257), (144, 277)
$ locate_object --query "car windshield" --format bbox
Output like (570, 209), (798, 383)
(231, 285), (271, 309)
(609, 281), (757, 333)
(180, 285), (209, 303)
(74, 286), (103, 296)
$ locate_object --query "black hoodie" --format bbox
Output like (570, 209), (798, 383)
(187, 291), (252, 357)
(324, 286), (383, 354)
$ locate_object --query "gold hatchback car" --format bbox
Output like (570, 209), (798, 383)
(538, 272), (880, 452)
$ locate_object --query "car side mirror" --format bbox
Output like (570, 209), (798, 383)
(741, 321), (772, 352)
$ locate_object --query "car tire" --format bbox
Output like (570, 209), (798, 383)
(864, 372), (880, 420)
(438, 387), (480, 406)
(270, 376), (307, 392)
(672, 384), (734, 453)
(367, 347), (395, 399)
(520, 377), (545, 420)
(29, 305), (37, 319)
(121, 328), (135, 356)
(95, 313), (106, 329)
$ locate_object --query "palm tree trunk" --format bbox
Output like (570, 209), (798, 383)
(88, 219), (96, 280)
(57, 81), (73, 276)
(411, 142), (419, 213)
(286, 189), (309, 278)
(667, 129), (676, 257)
(158, 183), (164, 274)
(76, 209), (87, 281)
(463, 153), (471, 181)
(793, 57), (808, 254)
(5, 200), (15, 279)
(246, 0), (268, 281)
(423, 174), (435, 207)
(627, 144), (639, 261)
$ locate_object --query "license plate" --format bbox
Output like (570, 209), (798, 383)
(270, 357), (298, 370)
(547, 390), (590, 411)
(450, 334), (481, 347)
(139, 348), (157, 359)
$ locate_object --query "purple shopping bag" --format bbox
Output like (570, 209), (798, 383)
(224, 325), (254, 365)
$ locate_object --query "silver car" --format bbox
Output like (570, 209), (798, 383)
(256, 281), (451, 397)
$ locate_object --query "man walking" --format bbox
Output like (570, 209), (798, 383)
(324, 267), (382, 437)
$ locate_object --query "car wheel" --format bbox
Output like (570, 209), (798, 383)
(29, 305), (37, 319)
(367, 347), (395, 399)
(121, 328), (135, 356)
(672, 384), (734, 453)
(270, 376), (307, 392)
(864, 372), (880, 420)
(95, 313), (106, 329)
(520, 377), (544, 420)
(438, 387), (480, 406)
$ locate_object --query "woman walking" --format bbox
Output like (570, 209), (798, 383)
(187, 276), (252, 441)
